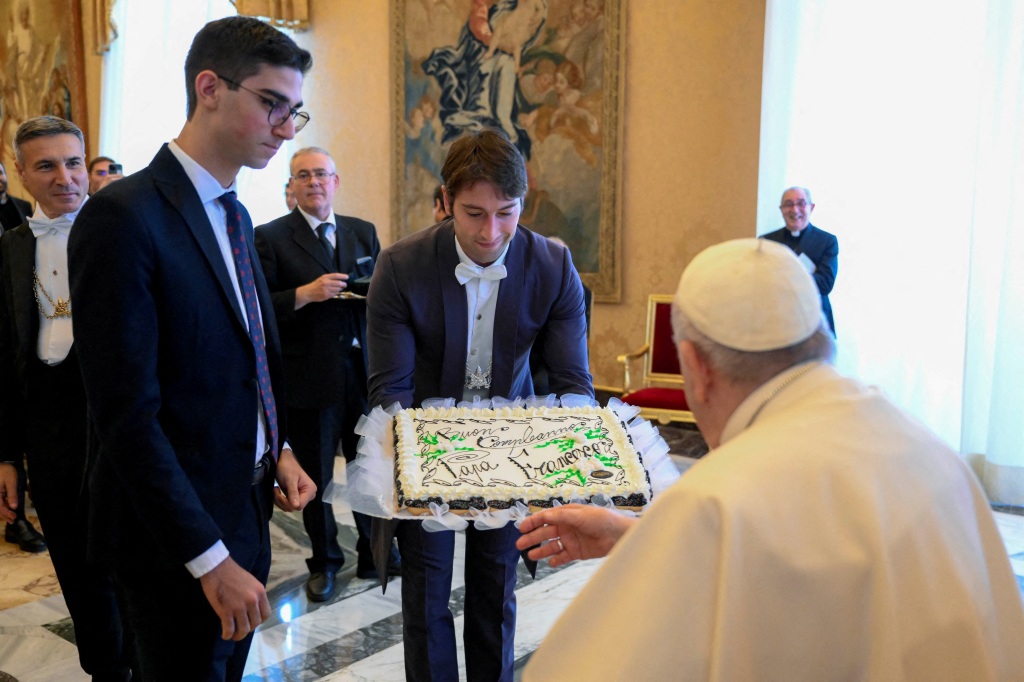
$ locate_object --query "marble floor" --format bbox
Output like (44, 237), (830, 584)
(2, 431), (1023, 681)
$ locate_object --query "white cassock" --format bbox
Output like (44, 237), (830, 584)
(526, 362), (1024, 681)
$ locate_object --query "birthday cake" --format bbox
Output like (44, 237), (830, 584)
(393, 405), (652, 513)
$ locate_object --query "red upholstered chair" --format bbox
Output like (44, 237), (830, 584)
(618, 294), (695, 425)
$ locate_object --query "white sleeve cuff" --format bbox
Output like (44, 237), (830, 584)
(185, 540), (229, 578)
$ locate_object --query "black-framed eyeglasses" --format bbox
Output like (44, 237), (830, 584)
(781, 200), (809, 209)
(217, 74), (310, 132)
(291, 170), (336, 184)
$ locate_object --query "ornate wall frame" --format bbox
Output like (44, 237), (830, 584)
(391, 0), (625, 301)
(0, 0), (89, 183)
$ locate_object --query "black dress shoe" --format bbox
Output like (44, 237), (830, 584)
(5, 518), (46, 553)
(306, 570), (338, 602)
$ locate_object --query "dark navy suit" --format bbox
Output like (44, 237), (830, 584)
(255, 209), (381, 573)
(367, 220), (593, 682)
(69, 144), (287, 680)
(762, 223), (839, 333)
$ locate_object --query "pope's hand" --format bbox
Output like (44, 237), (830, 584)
(515, 504), (636, 568)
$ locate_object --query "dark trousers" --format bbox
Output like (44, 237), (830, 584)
(116, 479), (273, 682)
(287, 350), (378, 572)
(396, 521), (520, 682)
(24, 357), (132, 681)
(7, 454), (30, 524)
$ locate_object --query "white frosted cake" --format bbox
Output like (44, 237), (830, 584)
(393, 405), (652, 513)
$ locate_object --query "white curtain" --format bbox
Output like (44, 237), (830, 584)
(99, 0), (294, 225)
(758, 0), (1024, 502)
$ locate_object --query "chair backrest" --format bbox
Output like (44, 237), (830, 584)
(644, 294), (682, 386)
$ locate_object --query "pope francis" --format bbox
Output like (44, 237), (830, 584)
(517, 238), (1024, 681)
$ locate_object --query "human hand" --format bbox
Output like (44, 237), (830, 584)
(0, 463), (17, 523)
(198, 556), (270, 641)
(273, 448), (316, 512)
(515, 504), (636, 568)
(99, 173), (124, 191)
(295, 273), (349, 308)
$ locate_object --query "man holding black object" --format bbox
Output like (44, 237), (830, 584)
(255, 146), (396, 599)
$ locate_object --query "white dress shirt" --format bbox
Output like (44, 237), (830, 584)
(454, 236), (509, 401)
(29, 200), (85, 364)
(297, 207), (336, 248)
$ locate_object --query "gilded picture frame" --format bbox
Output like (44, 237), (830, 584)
(392, 0), (625, 301)
(0, 0), (89, 182)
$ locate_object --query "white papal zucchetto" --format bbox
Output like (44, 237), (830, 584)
(674, 238), (823, 352)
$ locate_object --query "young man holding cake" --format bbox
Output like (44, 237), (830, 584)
(366, 127), (593, 682)
(516, 239), (1024, 680)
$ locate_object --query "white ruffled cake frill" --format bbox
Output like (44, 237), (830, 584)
(324, 394), (680, 532)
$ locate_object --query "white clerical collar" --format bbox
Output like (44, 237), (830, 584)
(167, 139), (237, 203)
(298, 207), (335, 232)
(788, 228), (803, 238)
(719, 361), (823, 445)
(29, 193), (87, 225)
(453, 234), (510, 269)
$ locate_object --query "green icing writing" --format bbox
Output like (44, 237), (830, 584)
(417, 433), (470, 464)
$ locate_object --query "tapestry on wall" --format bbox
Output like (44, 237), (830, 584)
(0, 0), (89, 177)
(393, 0), (624, 301)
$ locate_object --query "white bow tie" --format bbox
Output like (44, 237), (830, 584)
(28, 215), (73, 238)
(455, 262), (507, 285)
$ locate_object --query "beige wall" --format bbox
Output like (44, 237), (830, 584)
(77, 0), (765, 389)
(595, 1), (765, 387)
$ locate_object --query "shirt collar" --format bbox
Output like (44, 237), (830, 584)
(298, 207), (335, 232)
(167, 139), (237, 203)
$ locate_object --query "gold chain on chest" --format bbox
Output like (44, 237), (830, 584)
(33, 269), (71, 319)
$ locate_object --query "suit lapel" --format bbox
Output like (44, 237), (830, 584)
(437, 224), (469, 399)
(8, 227), (38, 353)
(150, 146), (245, 329)
(289, 211), (334, 272)
(491, 230), (524, 397)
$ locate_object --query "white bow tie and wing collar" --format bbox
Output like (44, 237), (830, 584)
(452, 235), (511, 285)
(27, 196), (85, 238)
(28, 214), (74, 238)
(454, 262), (507, 284)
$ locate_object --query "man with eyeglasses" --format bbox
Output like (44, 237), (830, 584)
(761, 186), (839, 334)
(255, 147), (400, 602)
(68, 17), (315, 680)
